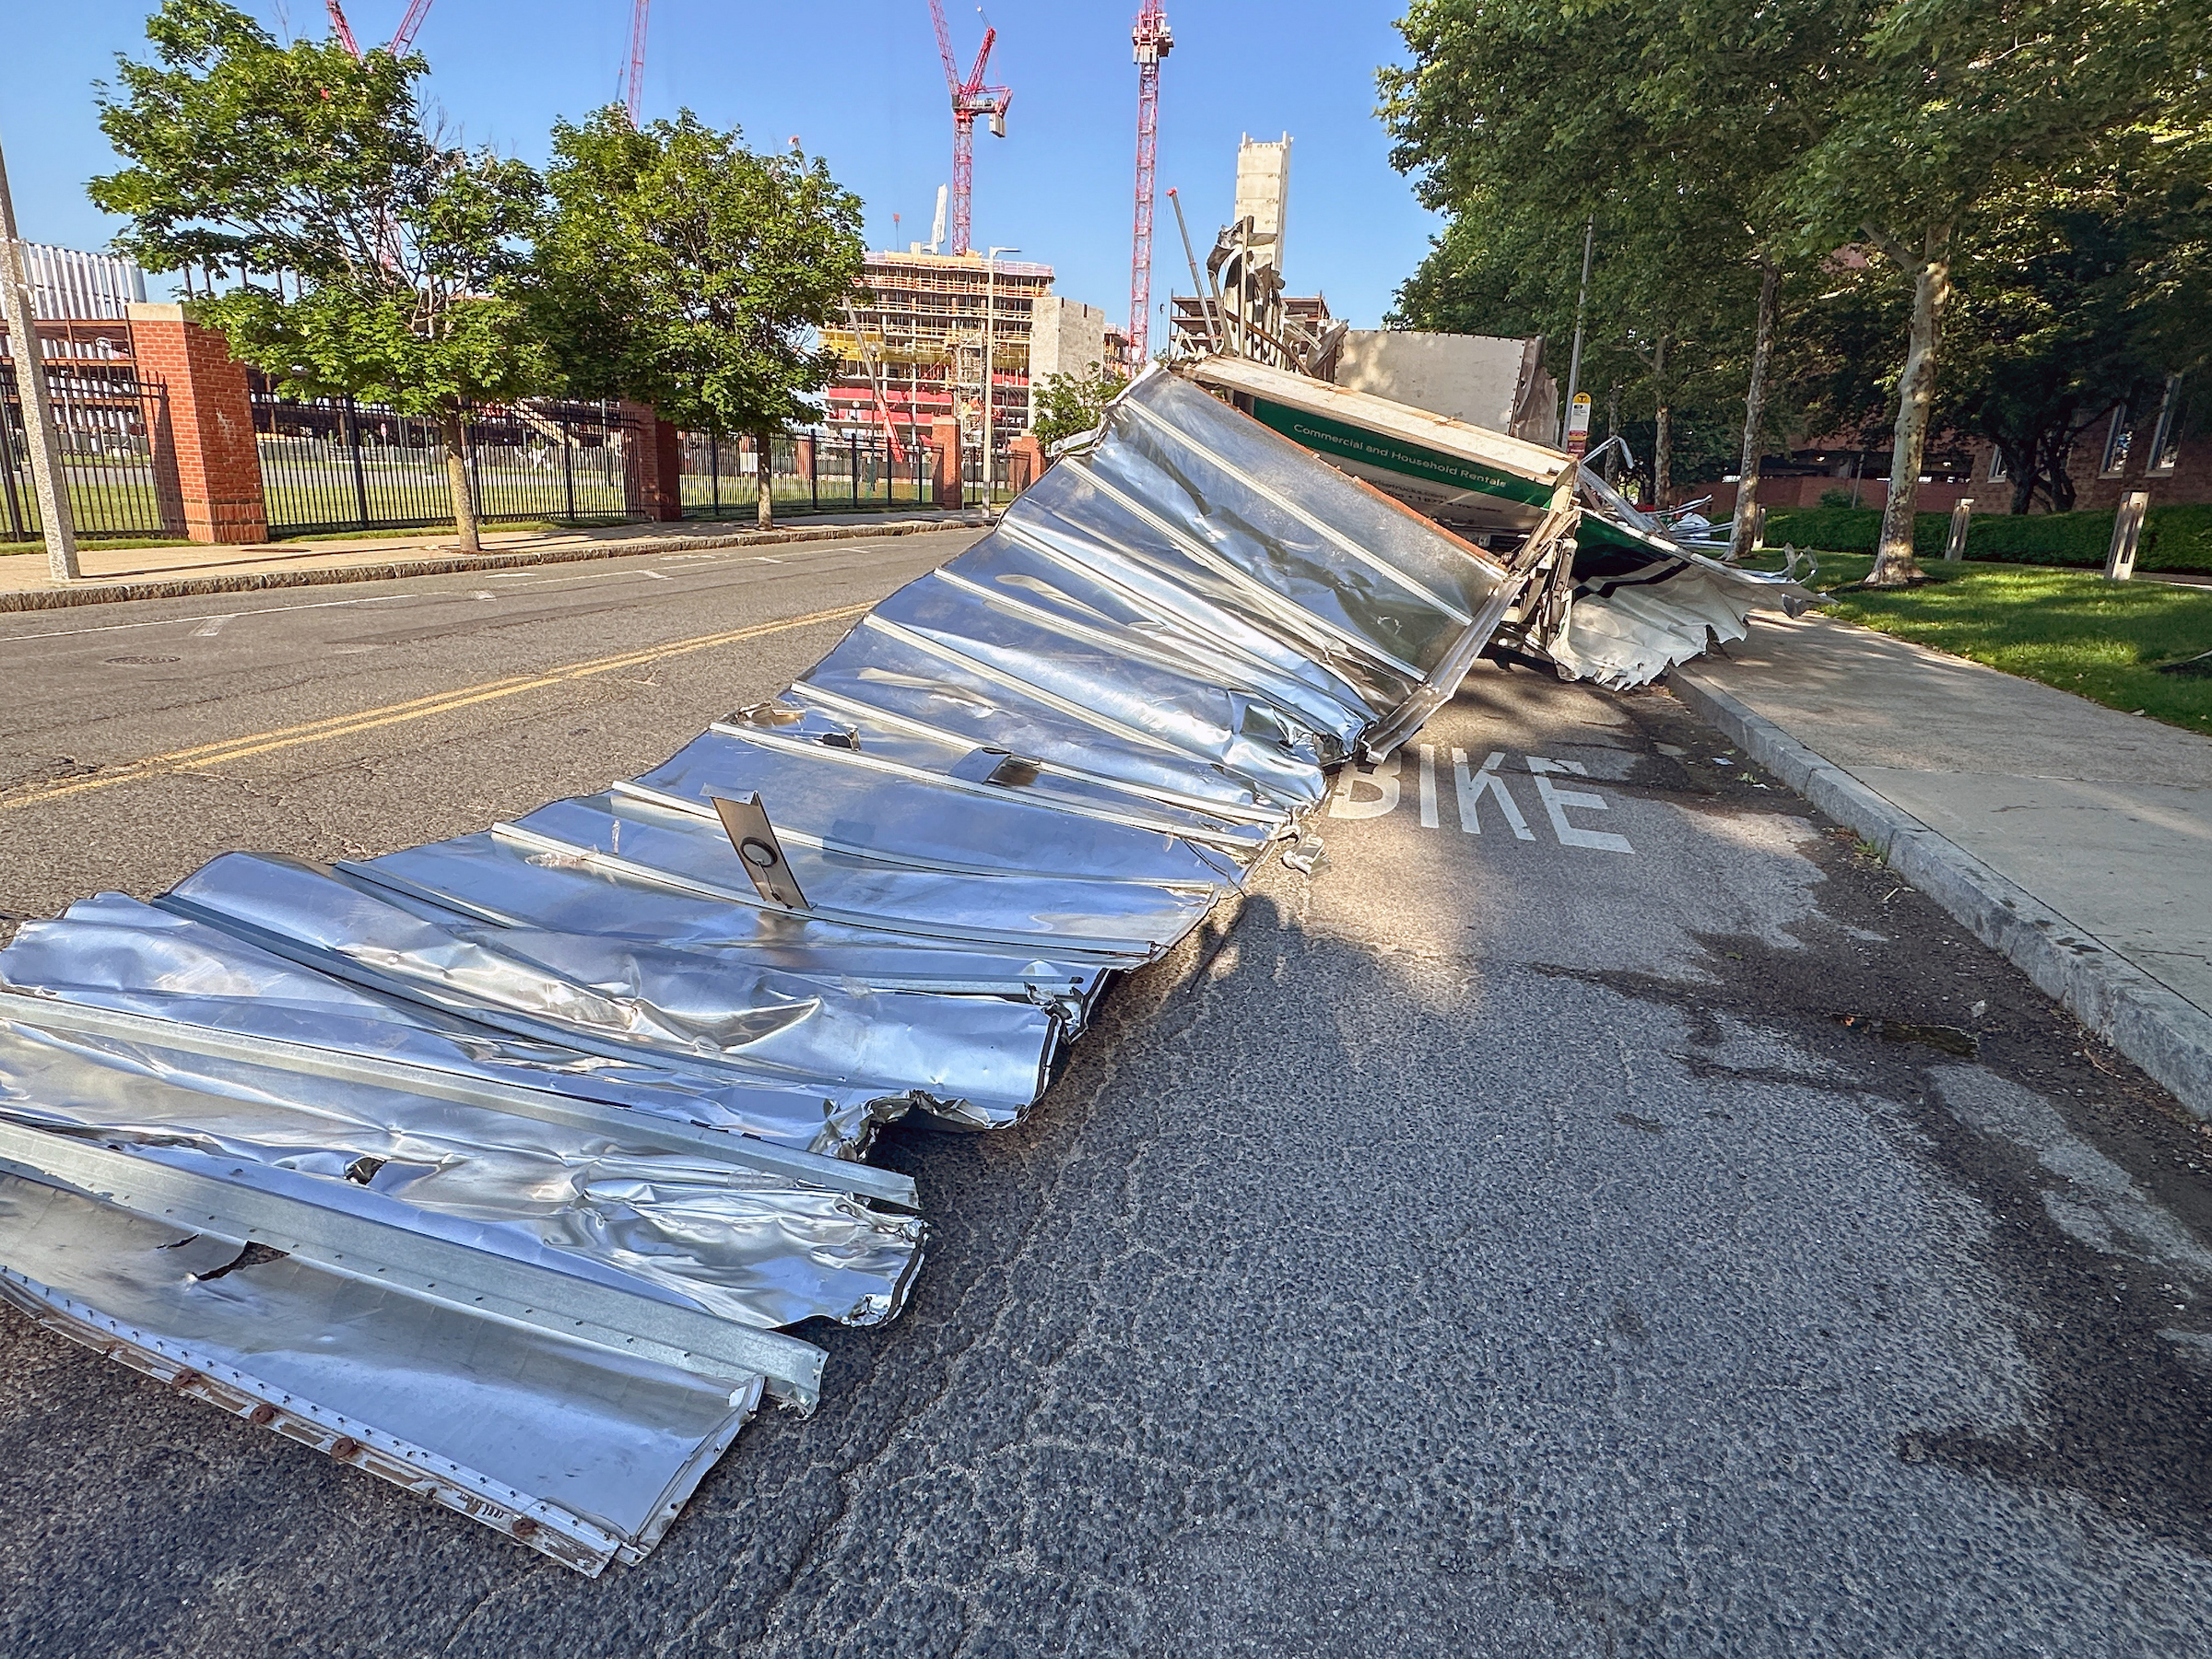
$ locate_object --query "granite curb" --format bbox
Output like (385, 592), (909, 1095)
(1672, 665), (2212, 1120)
(0, 512), (995, 615)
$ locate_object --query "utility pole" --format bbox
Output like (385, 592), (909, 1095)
(982, 246), (1018, 500)
(1559, 216), (1594, 451)
(0, 134), (78, 582)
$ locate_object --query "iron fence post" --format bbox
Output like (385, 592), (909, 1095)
(0, 371), (26, 540)
(850, 434), (858, 508)
(343, 396), (371, 530)
(710, 433), (720, 515)
(465, 415), (481, 522)
(809, 436), (818, 512)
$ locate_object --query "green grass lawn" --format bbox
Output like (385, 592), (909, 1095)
(1748, 551), (2212, 735)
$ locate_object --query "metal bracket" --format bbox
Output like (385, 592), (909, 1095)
(708, 793), (810, 912)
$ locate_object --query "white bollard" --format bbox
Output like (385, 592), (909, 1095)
(2105, 490), (2149, 582)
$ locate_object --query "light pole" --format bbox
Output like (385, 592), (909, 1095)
(982, 246), (1018, 500)
(1559, 216), (1594, 451)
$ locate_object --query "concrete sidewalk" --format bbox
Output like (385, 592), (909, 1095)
(0, 508), (994, 612)
(1676, 613), (2212, 1116)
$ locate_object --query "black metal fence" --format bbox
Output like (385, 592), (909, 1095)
(253, 392), (643, 535)
(0, 360), (186, 542)
(676, 430), (933, 520)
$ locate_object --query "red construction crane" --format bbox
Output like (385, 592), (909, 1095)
(1127, 3), (1172, 368)
(625, 0), (651, 125)
(324, 0), (435, 58)
(391, 0), (435, 52)
(926, 1), (1010, 258)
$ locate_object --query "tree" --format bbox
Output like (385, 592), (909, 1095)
(531, 109), (865, 531)
(1383, 0), (1851, 547)
(1942, 158), (2212, 512)
(90, 0), (547, 551)
(1775, 0), (2208, 582)
(1387, 188), (1756, 506)
(1030, 365), (1125, 448)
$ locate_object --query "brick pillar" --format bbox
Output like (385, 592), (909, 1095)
(652, 418), (682, 521)
(1006, 434), (1045, 496)
(931, 417), (962, 508)
(125, 302), (266, 544)
(617, 402), (682, 521)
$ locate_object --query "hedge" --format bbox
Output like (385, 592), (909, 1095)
(1764, 502), (2212, 573)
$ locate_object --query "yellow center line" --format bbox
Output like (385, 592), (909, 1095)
(1, 602), (873, 815)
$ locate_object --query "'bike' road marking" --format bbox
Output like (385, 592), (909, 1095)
(0, 602), (874, 816)
(0, 592), (411, 646)
(1329, 747), (1632, 853)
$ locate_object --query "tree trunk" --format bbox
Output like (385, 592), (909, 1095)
(756, 430), (774, 530)
(440, 411), (480, 553)
(1651, 333), (1671, 509)
(1729, 256), (1781, 561)
(1868, 227), (1952, 585)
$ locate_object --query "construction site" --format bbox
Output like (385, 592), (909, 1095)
(818, 249), (1059, 460)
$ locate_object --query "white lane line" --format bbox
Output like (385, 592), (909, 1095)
(0, 592), (411, 646)
(190, 615), (234, 638)
(641, 570), (670, 581)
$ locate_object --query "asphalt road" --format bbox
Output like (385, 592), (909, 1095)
(3, 546), (2211, 1657)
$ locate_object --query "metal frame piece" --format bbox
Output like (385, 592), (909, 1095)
(0, 1118), (829, 1405)
(0, 990), (917, 1209)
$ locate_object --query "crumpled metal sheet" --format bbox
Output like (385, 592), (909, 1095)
(0, 359), (1527, 1571)
(1545, 481), (1825, 689)
(1182, 353), (1823, 691)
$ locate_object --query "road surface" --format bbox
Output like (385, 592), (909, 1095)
(2, 532), (2208, 1657)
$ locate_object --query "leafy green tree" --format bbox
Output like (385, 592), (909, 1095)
(530, 109), (865, 530)
(1030, 366), (1124, 449)
(1773, 0), (2207, 582)
(90, 0), (547, 550)
(1383, 0), (1850, 549)
(1387, 188), (1755, 506)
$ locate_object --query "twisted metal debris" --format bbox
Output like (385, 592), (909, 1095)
(0, 357), (1799, 1571)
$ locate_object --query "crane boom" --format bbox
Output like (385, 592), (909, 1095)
(929, 0), (959, 91)
(390, 0), (435, 51)
(626, 0), (651, 124)
(1127, 4), (1172, 368)
(924, 0), (1010, 257)
(326, 0), (361, 56)
(325, 0), (433, 59)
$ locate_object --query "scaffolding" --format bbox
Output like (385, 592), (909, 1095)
(820, 249), (1054, 459)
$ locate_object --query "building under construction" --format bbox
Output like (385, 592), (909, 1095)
(820, 250), (1056, 460)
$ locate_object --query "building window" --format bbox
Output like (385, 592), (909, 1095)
(1985, 447), (2009, 483)
(2150, 375), (2188, 475)
(2100, 403), (2135, 476)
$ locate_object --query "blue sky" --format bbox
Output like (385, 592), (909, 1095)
(4, 1), (1442, 328)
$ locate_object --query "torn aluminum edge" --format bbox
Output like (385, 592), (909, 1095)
(0, 355), (1526, 1571)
